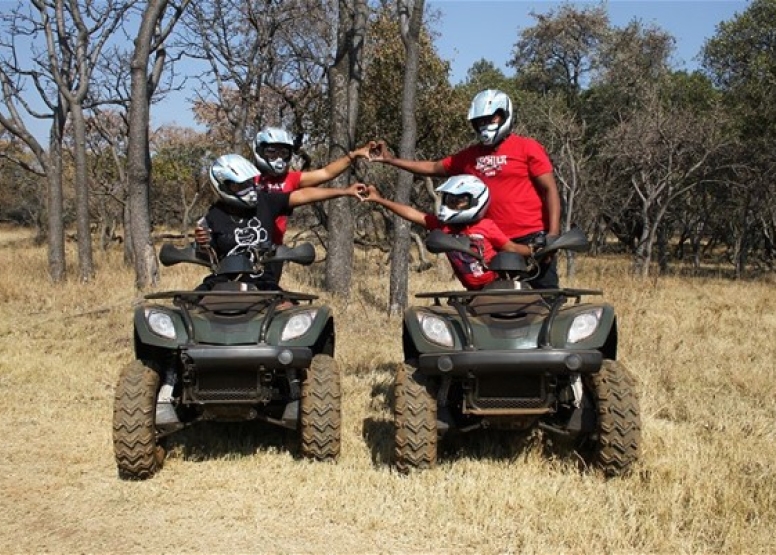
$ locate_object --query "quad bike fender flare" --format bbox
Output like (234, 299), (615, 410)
(416, 348), (603, 377)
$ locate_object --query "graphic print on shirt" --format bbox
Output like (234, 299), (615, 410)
(228, 216), (270, 276)
(259, 177), (287, 193)
(446, 233), (487, 278)
(474, 154), (508, 177)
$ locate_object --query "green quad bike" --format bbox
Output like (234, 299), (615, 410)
(112, 242), (341, 480)
(394, 228), (641, 476)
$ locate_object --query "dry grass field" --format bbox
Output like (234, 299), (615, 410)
(1, 224), (774, 554)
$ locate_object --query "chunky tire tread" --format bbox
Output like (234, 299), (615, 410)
(112, 360), (164, 480)
(584, 359), (641, 477)
(300, 353), (342, 461)
(393, 363), (437, 473)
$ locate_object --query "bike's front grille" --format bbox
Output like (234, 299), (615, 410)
(191, 370), (261, 401)
(467, 374), (549, 412)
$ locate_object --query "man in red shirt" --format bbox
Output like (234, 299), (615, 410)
(370, 89), (562, 288)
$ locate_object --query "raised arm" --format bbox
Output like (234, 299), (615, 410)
(288, 183), (365, 207)
(360, 184), (428, 227)
(369, 140), (448, 177)
(297, 142), (375, 188)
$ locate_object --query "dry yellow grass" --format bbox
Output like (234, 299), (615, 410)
(0, 226), (774, 554)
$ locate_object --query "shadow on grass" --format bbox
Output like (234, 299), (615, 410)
(164, 420), (291, 462)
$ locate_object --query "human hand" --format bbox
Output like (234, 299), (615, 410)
(346, 182), (368, 199)
(368, 140), (392, 161)
(351, 141), (375, 160)
(194, 226), (211, 246)
(362, 184), (382, 201)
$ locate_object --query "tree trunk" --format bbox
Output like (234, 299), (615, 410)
(46, 140), (66, 283)
(46, 104), (67, 283)
(126, 0), (174, 289)
(71, 103), (94, 282)
(324, 0), (367, 296)
(388, 0), (424, 316)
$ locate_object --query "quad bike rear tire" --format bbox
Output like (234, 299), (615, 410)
(112, 360), (165, 480)
(300, 353), (341, 461)
(393, 363), (438, 473)
(582, 359), (641, 477)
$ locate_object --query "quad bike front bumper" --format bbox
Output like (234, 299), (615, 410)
(180, 344), (313, 404)
(416, 348), (602, 377)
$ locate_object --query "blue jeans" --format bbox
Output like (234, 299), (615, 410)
(511, 231), (560, 289)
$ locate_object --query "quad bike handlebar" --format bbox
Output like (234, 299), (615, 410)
(159, 242), (317, 275)
(424, 227), (590, 281)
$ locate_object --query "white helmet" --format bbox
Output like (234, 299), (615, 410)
(252, 126), (294, 176)
(435, 175), (491, 225)
(467, 89), (513, 146)
(209, 154), (261, 209)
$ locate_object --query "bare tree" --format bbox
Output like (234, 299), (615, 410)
(32, 0), (134, 282)
(323, 0), (367, 296)
(385, 0), (424, 315)
(0, 3), (70, 281)
(601, 87), (728, 277)
(125, 0), (189, 289)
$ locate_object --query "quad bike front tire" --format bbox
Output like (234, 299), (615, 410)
(393, 363), (437, 473)
(112, 360), (165, 480)
(300, 353), (341, 461)
(581, 359), (641, 477)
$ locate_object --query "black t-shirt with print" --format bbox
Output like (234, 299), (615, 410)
(200, 193), (292, 289)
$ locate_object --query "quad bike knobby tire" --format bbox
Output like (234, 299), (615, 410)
(582, 359), (641, 477)
(300, 354), (342, 461)
(112, 360), (165, 480)
(393, 363), (438, 473)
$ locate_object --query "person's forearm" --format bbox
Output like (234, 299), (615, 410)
(382, 158), (446, 177)
(373, 197), (427, 226)
(299, 152), (359, 188)
(290, 186), (347, 206)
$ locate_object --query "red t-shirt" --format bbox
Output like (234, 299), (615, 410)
(424, 214), (511, 290)
(442, 134), (553, 238)
(257, 171), (303, 244)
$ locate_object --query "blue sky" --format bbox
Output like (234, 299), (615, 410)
(7, 0), (750, 140)
(428, 0), (750, 83)
(149, 0), (748, 129)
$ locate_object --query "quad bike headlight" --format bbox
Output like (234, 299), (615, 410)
(281, 310), (318, 341)
(145, 309), (177, 340)
(416, 312), (454, 347)
(567, 308), (603, 343)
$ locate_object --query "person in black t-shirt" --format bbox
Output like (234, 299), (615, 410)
(194, 154), (365, 291)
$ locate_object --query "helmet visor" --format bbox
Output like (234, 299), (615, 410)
(442, 193), (473, 210)
(223, 178), (255, 196)
(262, 145), (292, 161)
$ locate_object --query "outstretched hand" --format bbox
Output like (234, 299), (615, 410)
(350, 183), (381, 202)
(351, 141), (377, 160)
(345, 182), (368, 199)
(367, 140), (392, 161)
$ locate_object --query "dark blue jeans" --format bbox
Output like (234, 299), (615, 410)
(511, 231), (560, 289)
